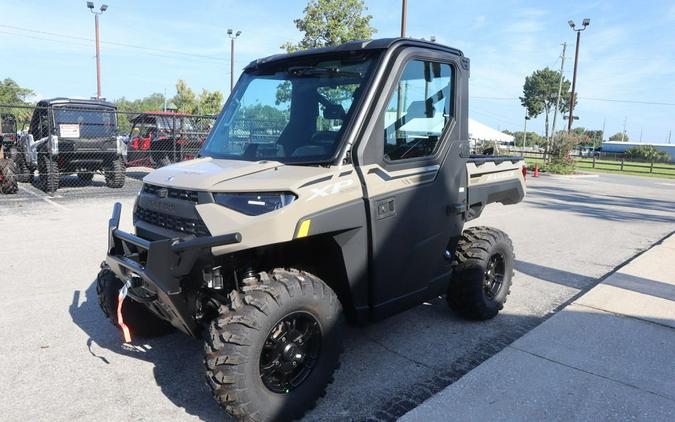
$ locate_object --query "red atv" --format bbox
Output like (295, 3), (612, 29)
(125, 112), (211, 168)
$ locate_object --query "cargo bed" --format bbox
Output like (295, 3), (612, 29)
(465, 156), (526, 220)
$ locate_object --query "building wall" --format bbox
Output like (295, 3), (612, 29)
(601, 142), (675, 160)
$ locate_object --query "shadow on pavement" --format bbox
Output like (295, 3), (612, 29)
(515, 260), (596, 290)
(527, 186), (675, 223)
(68, 280), (228, 422)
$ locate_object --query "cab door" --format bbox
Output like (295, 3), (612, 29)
(354, 48), (470, 319)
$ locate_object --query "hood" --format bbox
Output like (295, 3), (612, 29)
(143, 157), (284, 190)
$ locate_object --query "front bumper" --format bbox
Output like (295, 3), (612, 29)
(105, 202), (241, 336)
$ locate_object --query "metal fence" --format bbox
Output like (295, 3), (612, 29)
(0, 103), (218, 196)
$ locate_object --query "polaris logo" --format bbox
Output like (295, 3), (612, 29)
(157, 188), (168, 198)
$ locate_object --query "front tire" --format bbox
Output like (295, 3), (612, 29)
(0, 159), (18, 194)
(38, 154), (59, 193)
(13, 151), (32, 183)
(104, 159), (126, 188)
(96, 264), (174, 338)
(204, 268), (344, 422)
(447, 226), (514, 320)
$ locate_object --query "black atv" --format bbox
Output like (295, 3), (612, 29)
(15, 98), (127, 192)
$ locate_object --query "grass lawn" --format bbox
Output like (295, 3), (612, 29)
(576, 158), (675, 179)
(516, 154), (675, 180)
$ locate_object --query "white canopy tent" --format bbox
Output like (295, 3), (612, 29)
(468, 118), (514, 143)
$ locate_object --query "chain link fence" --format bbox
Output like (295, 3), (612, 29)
(0, 102), (217, 197)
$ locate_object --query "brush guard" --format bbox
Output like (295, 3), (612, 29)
(105, 202), (241, 336)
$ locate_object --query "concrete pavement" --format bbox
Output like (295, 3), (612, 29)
(401, 233), (675, 421)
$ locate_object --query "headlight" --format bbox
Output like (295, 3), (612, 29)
(213, 192), (297, 216)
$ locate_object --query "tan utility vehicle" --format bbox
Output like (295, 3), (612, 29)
(98, 38), (525, 421)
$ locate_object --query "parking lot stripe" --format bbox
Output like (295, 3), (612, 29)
(18, 185), (69, 211)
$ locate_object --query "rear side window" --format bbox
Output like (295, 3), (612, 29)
(383, 60), (453, 161)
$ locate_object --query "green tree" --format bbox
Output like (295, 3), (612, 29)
(520, 68), (573, 140)
(198, 89), (224, 115)
(608, 132), (628, 142)
(504, 130), (544, 147)
(0, 78), (35, 128)
(173, 80), (198, 114)
(0, 78), (34, 104)
(281, 0), (376, 52)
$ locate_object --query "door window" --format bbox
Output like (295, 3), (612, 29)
(383, 60), (453, 161)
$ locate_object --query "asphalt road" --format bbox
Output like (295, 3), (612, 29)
(1, 172), (674, 421)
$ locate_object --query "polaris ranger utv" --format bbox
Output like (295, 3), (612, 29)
(98, 38), (525, 421)
(16, 98), (127, 191)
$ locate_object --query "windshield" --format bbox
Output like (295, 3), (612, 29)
(53, 106), (117, 138)
(201, 52), (379, 164)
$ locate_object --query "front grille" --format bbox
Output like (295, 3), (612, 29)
(134, 206), (210, 237)
(143, 183), (199, 202)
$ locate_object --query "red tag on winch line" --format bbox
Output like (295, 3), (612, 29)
(117, 283), (132, 343)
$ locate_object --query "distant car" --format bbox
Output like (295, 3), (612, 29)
(14, 98), (127, 192)
(126, 112), (209, 168)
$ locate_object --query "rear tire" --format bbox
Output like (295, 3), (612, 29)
(204, 268), (344, 422)
(96, 263), (174, 338)
(447, 226), (514, 320)
(0, 159), (18, 194)
(104, 159), (126, 188)
(38, 154), (59, 193)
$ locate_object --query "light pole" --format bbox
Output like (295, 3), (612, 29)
(227, 29), (242, 93)
(87, 2), (108, 99)
(566, 18), (590, 133)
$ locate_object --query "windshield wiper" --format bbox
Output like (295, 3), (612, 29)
(287, 66), (363, 77)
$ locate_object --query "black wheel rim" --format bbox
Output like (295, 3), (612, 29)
(259, 311), (322, 394)
(484, 253), (506, 299)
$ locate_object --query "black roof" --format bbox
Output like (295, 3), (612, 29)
(245, 37), (464, 71)
(36, 97), (117, 109)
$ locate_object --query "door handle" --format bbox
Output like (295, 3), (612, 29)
(376, 197), (396, 219)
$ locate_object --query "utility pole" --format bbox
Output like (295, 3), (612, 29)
(86, 2), (108, 99)
(668, 130), (672, 144)
(227, 29), (242, 93)
(601, 118), (606, 141)
(567, 18), (590, 133)
(401, 0), (407, 37)
(549, 42), (567, 145)
(621, 116), (627, 142)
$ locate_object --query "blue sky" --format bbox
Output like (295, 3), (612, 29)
(2, 0), (675, 141)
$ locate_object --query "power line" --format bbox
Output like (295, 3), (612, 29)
(0, 29), (227, 65)
(473, 95), (675, 106)
(0, 24), (227, 62)
(582, 97), (675, 106)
